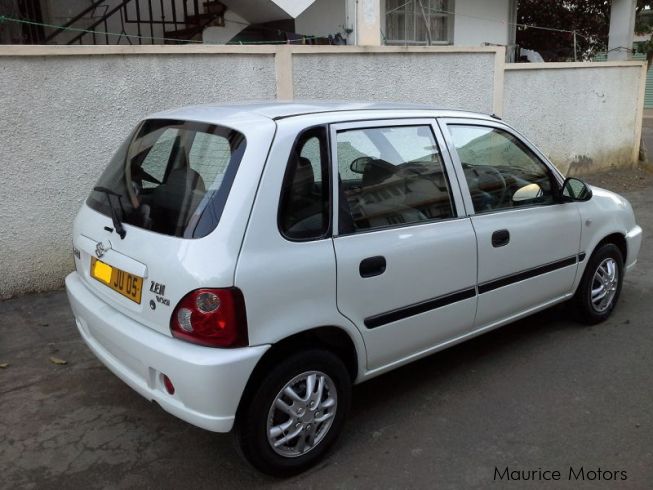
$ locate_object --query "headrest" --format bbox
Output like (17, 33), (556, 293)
(291, 156), (315, 195)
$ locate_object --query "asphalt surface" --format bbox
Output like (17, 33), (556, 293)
(2, 188), (653, 490)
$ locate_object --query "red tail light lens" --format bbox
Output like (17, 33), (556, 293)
(162, 374), (175, 395)
(170, 288), (248, 348)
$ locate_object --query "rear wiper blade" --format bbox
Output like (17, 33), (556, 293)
(93, 186), (127, 239)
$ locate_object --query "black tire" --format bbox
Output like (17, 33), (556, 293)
(572, 243), (624, 325)
(234, 349), (351, 477)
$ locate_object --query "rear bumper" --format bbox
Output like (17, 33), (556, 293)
(625, 225), (643, 272)
(65, 272), (269, 432)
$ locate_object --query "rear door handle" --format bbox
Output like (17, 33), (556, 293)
(492, 229), (510, 247)
(359, 256), (387, 278)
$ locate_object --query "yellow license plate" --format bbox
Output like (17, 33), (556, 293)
(90, 257), (143, 304)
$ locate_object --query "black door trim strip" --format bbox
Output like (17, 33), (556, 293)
(363, 253), (585, 330)
(364, 287), (476, 329)
(477, 254), (580, 294)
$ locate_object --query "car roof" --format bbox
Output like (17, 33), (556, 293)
(148, 101), (496, 125)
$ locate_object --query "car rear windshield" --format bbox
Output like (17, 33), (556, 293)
(87, 119), (246, 238)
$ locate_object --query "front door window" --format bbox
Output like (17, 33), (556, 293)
(448, 125), (557, 213)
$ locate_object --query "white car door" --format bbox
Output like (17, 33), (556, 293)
(439, 118), (583, 329)
(330, 119), (478, 371)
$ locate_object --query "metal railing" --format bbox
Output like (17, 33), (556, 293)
(44, 0), (224, 45)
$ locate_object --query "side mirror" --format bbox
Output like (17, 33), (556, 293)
(562, 177), (592, 202)
(512, 183), (543, 203)
(350, 156), (373, 174)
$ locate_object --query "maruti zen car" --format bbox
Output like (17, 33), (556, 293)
(65, 102), (642, 475)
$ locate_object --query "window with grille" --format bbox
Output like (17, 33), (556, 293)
(385, 0), (453, 45)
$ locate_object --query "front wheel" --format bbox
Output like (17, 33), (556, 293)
(572, 243), (624, 324)
(234, 349), (351, 476)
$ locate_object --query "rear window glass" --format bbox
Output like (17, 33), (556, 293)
(86, 119), (246, 238)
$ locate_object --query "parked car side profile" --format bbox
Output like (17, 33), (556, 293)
(65, 102), (642, 476)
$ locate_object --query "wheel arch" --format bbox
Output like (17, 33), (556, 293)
(236, 325), (362, 422)
(592, 232), (627, 264)
(575, 231), (627, 293)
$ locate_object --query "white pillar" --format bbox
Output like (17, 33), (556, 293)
(608, 0), (636, 61)
(356, 0), (381, 46)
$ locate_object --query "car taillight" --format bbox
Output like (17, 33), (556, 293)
(170, 288), (248, 348)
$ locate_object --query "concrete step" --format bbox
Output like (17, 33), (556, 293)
(164, 26), (202, 40)
(166, 0), (226, 39)
(185, 12), (217, 25)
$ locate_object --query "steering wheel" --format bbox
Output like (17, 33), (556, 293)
(462, 163), (507, 207)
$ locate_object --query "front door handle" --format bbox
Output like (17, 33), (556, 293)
(359, 256), (387, 278)
(492, 229), (510, 247)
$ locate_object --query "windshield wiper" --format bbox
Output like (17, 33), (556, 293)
(93, 186), (127, 239)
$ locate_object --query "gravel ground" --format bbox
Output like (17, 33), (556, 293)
(577, 164), (653, 193)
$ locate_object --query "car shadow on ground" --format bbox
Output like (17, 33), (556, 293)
(349, 304), (569, 410)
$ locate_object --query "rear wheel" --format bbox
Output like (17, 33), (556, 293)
(234, 349), (351, 476)
(572, 243), (624, 324)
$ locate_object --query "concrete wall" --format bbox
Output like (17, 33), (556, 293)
(292, 50), (496, 112)
(0, 47), (276, 297)
(0, 45), (645, 296)
(453, 0), (511, 46)
(503, 63), (646, 175)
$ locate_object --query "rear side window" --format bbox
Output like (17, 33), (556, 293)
(278, 127), (330, 240)
(87, 119), (246, 238)
(336, 125), (454, 233)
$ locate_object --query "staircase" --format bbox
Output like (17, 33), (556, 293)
(163, 1), (226, 43)
(44, 0), (228, 45)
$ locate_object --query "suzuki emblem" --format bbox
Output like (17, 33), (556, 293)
(95, 240), (111, 258)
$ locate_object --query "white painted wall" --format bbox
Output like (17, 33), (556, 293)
(453, 0), (511, 46)
(503, 64), (644, 174)
(0, 51), (276, 297)
(295, 0), (347, 37)
(292, 51), (496, 112)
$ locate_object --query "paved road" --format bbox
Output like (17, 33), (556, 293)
(2, 189), (653, 490)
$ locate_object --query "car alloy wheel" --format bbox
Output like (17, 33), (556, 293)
(266, 371), (338, 458)
(590, 257), (619, 313)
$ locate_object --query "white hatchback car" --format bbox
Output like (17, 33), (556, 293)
(66, 102), (642, 475)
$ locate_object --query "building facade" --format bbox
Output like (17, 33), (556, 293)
(1, 0), (518, 47)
